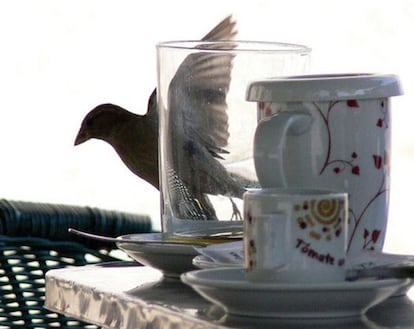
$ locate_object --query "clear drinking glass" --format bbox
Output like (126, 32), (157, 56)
(156, 41), (311, 237)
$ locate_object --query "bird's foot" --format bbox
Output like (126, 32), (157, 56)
(229, 197), (242, 220)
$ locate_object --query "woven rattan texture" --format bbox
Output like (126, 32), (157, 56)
(0, 200), (153, 328)
(0, 236), (119, 328)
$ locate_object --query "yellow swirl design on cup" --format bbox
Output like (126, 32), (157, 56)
(310, 199), (340, 225)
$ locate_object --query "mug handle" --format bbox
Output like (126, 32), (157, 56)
(254, 111), (312, 187)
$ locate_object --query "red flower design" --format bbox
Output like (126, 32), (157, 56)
(376, 119), (383, 127)
(373, 155), (382, 169)
(351, 166), (360, 175)
(362, 228), (381, 250)
(347, 100), (359, 108)
(371, 230), (381, 243)
(259, 102), (265, 110)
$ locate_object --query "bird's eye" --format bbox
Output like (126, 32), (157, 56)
(85, 118), (94, 127)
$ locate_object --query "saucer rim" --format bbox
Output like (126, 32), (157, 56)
(181, 267), (410, 318)
(182, 267), (410, 291)
(117, 233), (199, 255)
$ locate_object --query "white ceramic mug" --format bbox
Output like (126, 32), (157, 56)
(246, 74), (402, 254)
(243, 188), (348, 283)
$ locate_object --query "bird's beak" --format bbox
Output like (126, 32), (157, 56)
(74, 129), (88, 146)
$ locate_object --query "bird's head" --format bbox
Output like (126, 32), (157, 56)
(74, 103), (131, 146)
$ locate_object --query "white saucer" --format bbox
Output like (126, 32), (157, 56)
(116, 233), (200, 277)
(117, 233), (240, 277)
(181, 268), (410, 318)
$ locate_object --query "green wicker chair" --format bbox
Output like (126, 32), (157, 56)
(0, 199), (152, 328)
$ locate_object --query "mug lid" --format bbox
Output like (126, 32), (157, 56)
(246, 73), (402, 102)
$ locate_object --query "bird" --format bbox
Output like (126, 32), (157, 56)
(74, 16), (248, 221)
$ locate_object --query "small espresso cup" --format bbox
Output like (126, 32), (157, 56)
(243, 188), (348, 283)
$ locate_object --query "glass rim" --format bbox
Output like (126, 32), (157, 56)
(156, 40), (311, 54)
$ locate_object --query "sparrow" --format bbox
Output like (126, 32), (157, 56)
(75, 16), (247, 220)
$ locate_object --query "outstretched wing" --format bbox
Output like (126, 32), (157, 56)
(168, 16), (237, 159)
(201, 15), (237, 41)
(166, 16), (239, 220)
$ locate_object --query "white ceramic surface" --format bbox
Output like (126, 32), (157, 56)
(247, 73), (402, 254)
(181, 267), (410, 319)
(193, 255), (241, 269)
(243, 189), (348, 283)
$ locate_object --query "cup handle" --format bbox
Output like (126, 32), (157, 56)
(254, 111), (312, 187)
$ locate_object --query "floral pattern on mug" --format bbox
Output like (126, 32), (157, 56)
(294, 199), (344, 242)
(244, 211), (257, 271)
(258, 99), (389, 252)
(311, 100), (389, 251)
